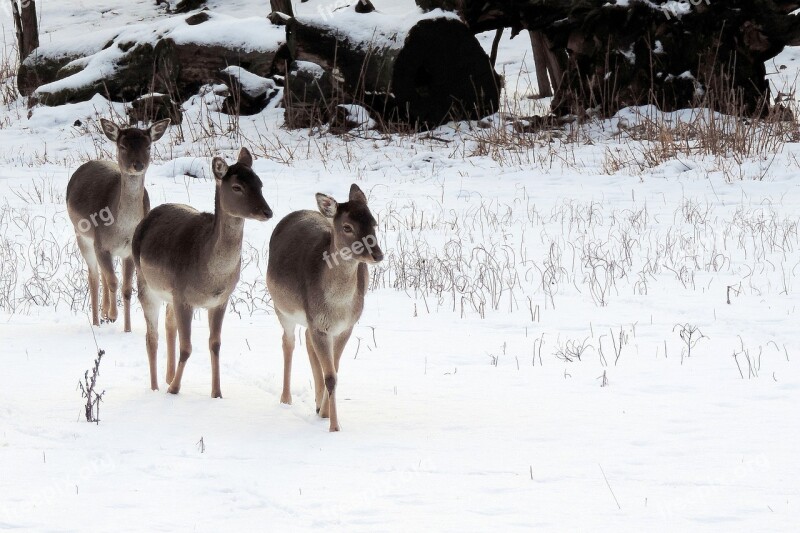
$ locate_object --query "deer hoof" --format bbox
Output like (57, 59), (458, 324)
(167, 384), (180, 394)
(280, 392), (292, 405)
(329, 424), (340, 432)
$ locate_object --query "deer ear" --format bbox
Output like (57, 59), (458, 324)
(349, 183), (367, 203)
(212, 157), (229, 181)
(316, 193), (338, 218)
(100, 119), (119, 143)
(148, 118), (170, 142)
(237, 147), (253, 168)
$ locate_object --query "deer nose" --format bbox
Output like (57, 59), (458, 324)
(263, 205), (273, 220)
(133, 161), (144, 172)
(371, 247), (384, 263)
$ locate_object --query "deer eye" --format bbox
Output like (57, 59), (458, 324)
(343, 224), (354, 234)
(232, 184), (244, 193)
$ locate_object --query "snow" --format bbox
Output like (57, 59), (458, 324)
(338, 104), (375, 130)
(1, 0), (800, 531)
(661, 1), (694, 19)
(294, 60), (326, 79)
(296, 6), (461, 51)
(221, 66), (276, 97)
(168, 15), (285, 52)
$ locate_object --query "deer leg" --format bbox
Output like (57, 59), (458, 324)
(317, 328), (353, 415)
(165, 304), (177, 385)
(100, 275), (110, 321)
(96, 250), (118, 323)
(276, 312), (296, 404)
(333, 327), (353, 373)
(138, 279), (161, 391)
(76, 237), (100, 326)
(306, 329), (324, 413)
(168, 303), (193, 395)
(309, 329), (339, 432)
(208, 303), (226, 399)
(318, 329), (352, 422)
(122, 257), (134, 332)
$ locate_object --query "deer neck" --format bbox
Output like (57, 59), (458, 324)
(210, 187), (245, 272)
(115, 170), (145, 220)
(323, 237), (360, 285)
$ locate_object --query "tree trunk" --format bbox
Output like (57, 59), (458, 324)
(286, 12), (500, 127)
(529, 31), (552, 98)
(268, 0), (294, 25)
(489, 28), (503, 67)
(542, 35), (566, 92)
(11, 0), (39, 63)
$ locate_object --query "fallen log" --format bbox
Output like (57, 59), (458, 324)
(417, 0), (800, 116)
(286, 8), (500, 127)
(21, 12), (286, 108)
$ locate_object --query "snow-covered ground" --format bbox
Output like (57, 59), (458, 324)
(1, 1), (800, 531)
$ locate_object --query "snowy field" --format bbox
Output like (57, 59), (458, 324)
(1, 1), (800, 531)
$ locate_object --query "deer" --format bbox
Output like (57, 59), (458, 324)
(132, 148), (272, 397)
(66, 118), (170, 331)
(267, 184), (383, 431)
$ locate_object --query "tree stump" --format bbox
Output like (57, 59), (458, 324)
(287, 10), (500, 127)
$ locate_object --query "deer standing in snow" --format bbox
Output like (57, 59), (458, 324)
(66, 118), (170, 331)
(132, 148), (272, 397)
(267, 184), (383, 431)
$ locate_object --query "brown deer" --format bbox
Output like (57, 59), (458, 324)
(132, 148), (272, 397)
(66, 118), (170, 331)
(267, 184), (383, 431)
